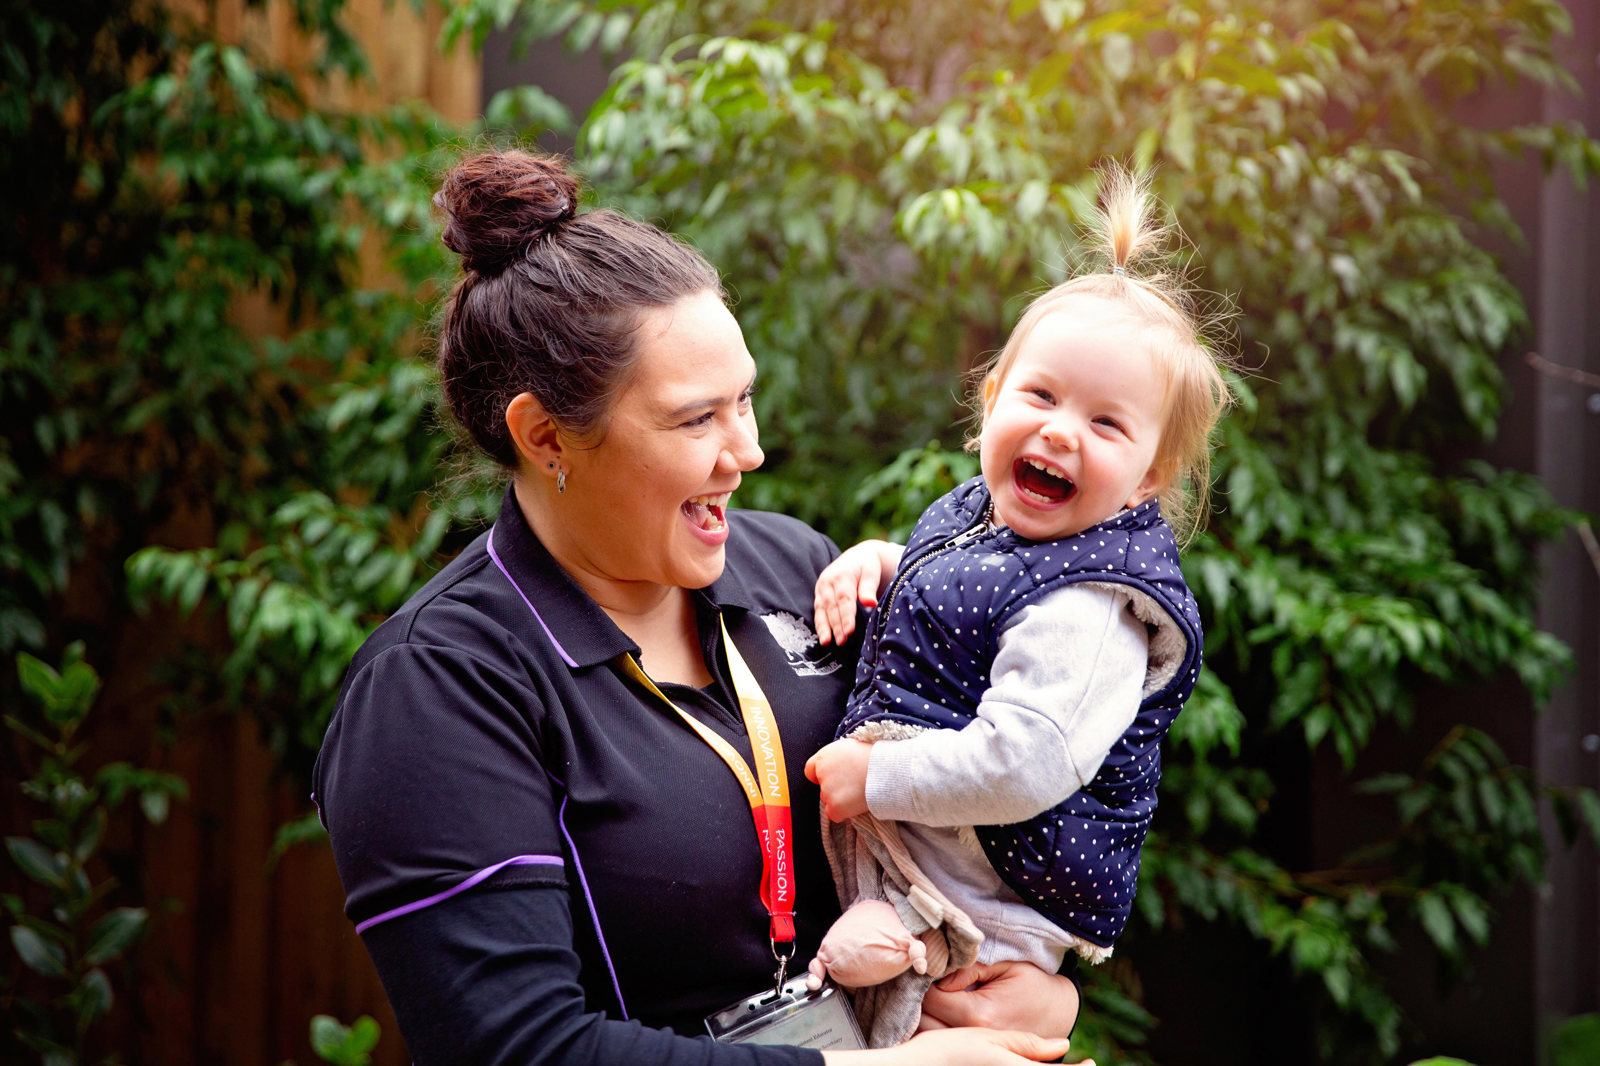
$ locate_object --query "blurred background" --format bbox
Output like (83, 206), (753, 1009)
(2, 1), (1597, 1064)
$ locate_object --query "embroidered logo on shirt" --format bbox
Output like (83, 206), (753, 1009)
(759, 610), (842, 677)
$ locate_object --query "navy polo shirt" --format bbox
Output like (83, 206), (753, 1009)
(313, 487), (857, 1065)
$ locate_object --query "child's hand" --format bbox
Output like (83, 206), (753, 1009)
(814, 540), (904, 645)
(804, 738), (874, 822)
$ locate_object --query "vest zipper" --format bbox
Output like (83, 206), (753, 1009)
(869, 503), (994, 642)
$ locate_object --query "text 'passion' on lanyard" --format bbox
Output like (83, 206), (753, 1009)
(615, 617), (797, 977)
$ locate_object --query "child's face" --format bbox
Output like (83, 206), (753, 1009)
(980, 300), (1166, 542)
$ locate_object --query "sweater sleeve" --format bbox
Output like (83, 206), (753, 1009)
(361, 883), (823, 1066)
(863, 584), (1149, 827)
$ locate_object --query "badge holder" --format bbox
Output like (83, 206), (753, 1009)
(706, 944), (865, 1050)
(705, 977), (865, 1050)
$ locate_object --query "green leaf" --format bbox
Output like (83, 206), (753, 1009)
(6, 837), (66, 890)
(141, 789), (170, 825)
(75, 967), (114, 1025)
(268, 809), (330, 869)
(311, 1014), (381, 1066)
(1028, 53), (1072, 97)
(311, 1015), (350, 1059)
(1100, 33), (1134, 81)
(1447, 889), (1491, 947)
(15, 650), (99, 726)
(1163, 91), (1196, 172)
(83, 907), (148, 966)
(1549, 1013), (1600, 1066)
(1576, 789), (1600, 846)
(11, 924), (70, 978)
(74, 807), (106, 862)
(1416, 892), (1458, 955)
(15, 652), (62, 703)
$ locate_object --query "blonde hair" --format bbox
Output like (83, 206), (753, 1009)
(969, 165), (1232, 544)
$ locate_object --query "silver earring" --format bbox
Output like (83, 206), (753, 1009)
(557, 469), (566, 494)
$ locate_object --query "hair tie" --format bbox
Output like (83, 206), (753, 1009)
(1113, 265), (1126, 276)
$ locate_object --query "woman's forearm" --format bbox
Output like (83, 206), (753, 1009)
(363, 884), (821, 1066)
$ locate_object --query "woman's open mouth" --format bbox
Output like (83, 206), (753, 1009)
(682, 493), (730, 533)
(1013, 458), (1076, 506)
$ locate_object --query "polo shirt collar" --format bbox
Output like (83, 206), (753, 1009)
(489, 485), (755, 669)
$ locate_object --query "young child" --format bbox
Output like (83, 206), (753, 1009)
(802, 167), (1230, 1046)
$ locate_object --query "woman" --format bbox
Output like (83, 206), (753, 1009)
(312, 149), (1082, 1066)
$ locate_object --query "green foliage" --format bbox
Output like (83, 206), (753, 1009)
(4, 646), (183, 1065)
(1, 0), (486, 1049)
(453, 1), (1598, 1060)
(6, 0), (1599, 1063)
(0, 0), (514, 773)
(1547, 1013), (1600, 1066)
(309, 1014), (382, 1066)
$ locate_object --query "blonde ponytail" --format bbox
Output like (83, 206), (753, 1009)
(1095, 165), (1164, 279)
(969, 162), (1233, 544)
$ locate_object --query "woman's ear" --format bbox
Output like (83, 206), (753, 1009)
(505, 392), (564, 476)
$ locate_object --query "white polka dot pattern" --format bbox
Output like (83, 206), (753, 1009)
(838, 477), (1203, 950)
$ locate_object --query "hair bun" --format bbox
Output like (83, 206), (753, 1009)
(435, 150), (581, 276)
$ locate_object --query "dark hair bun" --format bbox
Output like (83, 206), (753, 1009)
(435, 150), (581, 276)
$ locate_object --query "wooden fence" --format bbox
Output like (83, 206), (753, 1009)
(98, 3), (472, 1062)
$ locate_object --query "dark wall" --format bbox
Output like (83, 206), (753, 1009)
(1305, 3), (1600, 1061)
(1527, 0), (1600, 1047)
(480, 30), (611, 157)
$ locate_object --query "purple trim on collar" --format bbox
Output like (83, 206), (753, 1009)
(558, 793), (629, 1020)
(487, 525), (579, 668)
(353, 854), (564, 934)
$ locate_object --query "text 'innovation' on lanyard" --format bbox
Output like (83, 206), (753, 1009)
(614, 618), (797, 990)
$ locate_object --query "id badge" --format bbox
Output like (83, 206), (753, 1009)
(705, 976), (866, 1050)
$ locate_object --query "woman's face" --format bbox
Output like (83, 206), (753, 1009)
(555, 289), (764, 594)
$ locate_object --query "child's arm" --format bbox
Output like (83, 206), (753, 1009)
(864, 585), (1149, 827)
(813, 539), (905, 645)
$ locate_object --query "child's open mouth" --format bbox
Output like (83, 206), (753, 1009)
(1013, 458), (1076, 505)
(682, 493), (730, 533)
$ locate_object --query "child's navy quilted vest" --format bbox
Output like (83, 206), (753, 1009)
(838, 477), (1202, 952)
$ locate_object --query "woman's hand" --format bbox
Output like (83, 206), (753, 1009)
(919, 960), (1080, 1040)
(901, 1028), (1088, 1066)
(804, 738), (874, 821)
(814, 540), (905, 645)
(823, 1027), (1086, 1066)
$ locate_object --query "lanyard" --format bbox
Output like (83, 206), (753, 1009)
(614, 618), (797, 965)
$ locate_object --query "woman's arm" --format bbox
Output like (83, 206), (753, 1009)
(362, 882), (822, 1066)
(364, 882), (1081, 1066)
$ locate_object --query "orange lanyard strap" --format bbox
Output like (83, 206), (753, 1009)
(614, 617), (796, 948)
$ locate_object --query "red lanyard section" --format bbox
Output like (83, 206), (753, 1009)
(614, 617), (796, 948)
